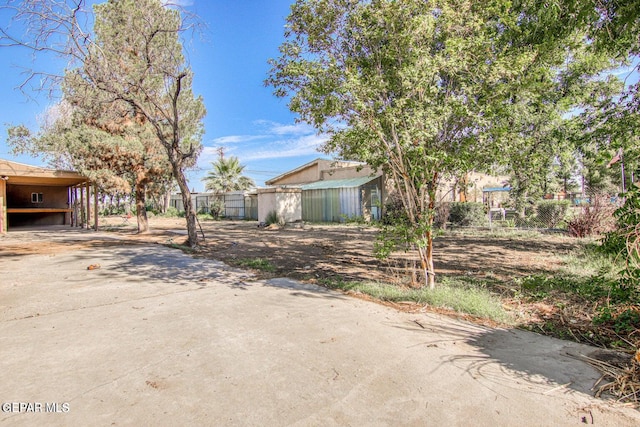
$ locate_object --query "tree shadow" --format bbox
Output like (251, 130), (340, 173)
(63, 242), (255, 289)
(258, 277), (347, 300)
(392, 319), (603, 398)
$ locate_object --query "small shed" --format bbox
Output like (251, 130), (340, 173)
(300, 176), (382, 222)
(0, 159), (93, 233)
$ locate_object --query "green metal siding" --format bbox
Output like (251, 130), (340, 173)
(302, 187), (363, 222)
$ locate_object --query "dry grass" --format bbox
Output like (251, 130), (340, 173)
(582, 349), (640, 406)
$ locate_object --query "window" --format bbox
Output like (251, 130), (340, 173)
(31, 193), (43, 203)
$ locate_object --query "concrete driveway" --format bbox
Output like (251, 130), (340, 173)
(1, 229), (639, 426)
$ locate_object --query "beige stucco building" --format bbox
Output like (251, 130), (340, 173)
(265, 158), (376, 187)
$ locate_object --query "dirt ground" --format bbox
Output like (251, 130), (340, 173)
(95, 216), (578, 284)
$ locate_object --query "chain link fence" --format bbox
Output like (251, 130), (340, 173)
(437, 196), (620, 233)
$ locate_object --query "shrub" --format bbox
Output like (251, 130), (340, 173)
(601, 187), (640, 295)
(567, 195), (615, 237)
(381, 197), (409, 226)
(433, 202), (451, 229)
(209, 198), (225, 219)
(536, 200), (570, 228)
(265, 210), (283, 226)
(448, 202), (486, 226)
(158, 206), (183, 218)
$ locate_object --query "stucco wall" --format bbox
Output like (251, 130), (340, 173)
(320, 164), (378, 181)
(6, 184), (70, 228)
(269, 162), (324, 186)
(257, 188), (302, 223)
(7, 184), (69, 208)
(268, 159), (365, 186)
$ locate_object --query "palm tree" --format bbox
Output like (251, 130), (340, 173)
(203, 156), (255, 193)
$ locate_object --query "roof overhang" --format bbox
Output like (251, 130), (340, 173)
(0, 159), (88, 187)
(299, 176), (378, 190)
(483, 186), (511, 192)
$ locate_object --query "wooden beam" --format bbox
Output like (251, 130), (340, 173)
(6, 208), (73, 213)
(79, 185), (84, 227)
(94, 183), (99, 231)
(73, 187), (78, 227)
(86, 182), (91, 230)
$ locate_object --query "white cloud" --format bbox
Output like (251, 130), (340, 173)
(243, 133), (329, 161)
(211, 135), (267, 145)
(201, 120), (329, 164)
(253, 120), (315, 136)
(161, 0), (194, 7)
(612, 66), (635, 77)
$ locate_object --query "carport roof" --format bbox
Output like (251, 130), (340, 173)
(0, 159), (88, 186)
(483, 186), (511, 192)
(299, 176), (378, 190)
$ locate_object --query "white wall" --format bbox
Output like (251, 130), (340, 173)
(257, 188), (302, 223)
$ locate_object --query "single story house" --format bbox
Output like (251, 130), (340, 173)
(265, 158), (373, 187)
(0, 159), (95, 233)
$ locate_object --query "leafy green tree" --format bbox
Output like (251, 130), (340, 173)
(203, 156), (255, 193)
(566, 0), (640, 196)
(267, 0), (613, 288)
(1, 0), (205, 247)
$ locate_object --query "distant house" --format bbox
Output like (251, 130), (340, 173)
(265, 158), (375, 186)
(0, 159), (93, 233)
(263, 158), (387, 223)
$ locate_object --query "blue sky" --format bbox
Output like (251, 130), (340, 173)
(0, 0), (329, 191)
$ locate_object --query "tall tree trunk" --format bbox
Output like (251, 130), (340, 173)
(163, 187), (171, 214)
(425, 230), (435, 289)
(134, 176), (149, 234)
(425, 189), (436, 289)
(172, 162), (198, 247)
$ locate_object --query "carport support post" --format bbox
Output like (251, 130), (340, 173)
(80, 184), (85, 227)
(86, 182), (91, 230)
(66, 186), (72, 226)
(71, 186), (78, 227)
(94, 183), (99, 231)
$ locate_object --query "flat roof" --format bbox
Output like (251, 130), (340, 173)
(0, 159), (88, 186)
(483, 186), (511, 192)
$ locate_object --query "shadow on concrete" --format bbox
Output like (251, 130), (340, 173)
(392, 319), (601, 398)
(74, 244), (252, 289)
(260, 277), (347, 301)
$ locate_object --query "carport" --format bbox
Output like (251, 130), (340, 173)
(0, 159), (97, 233)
